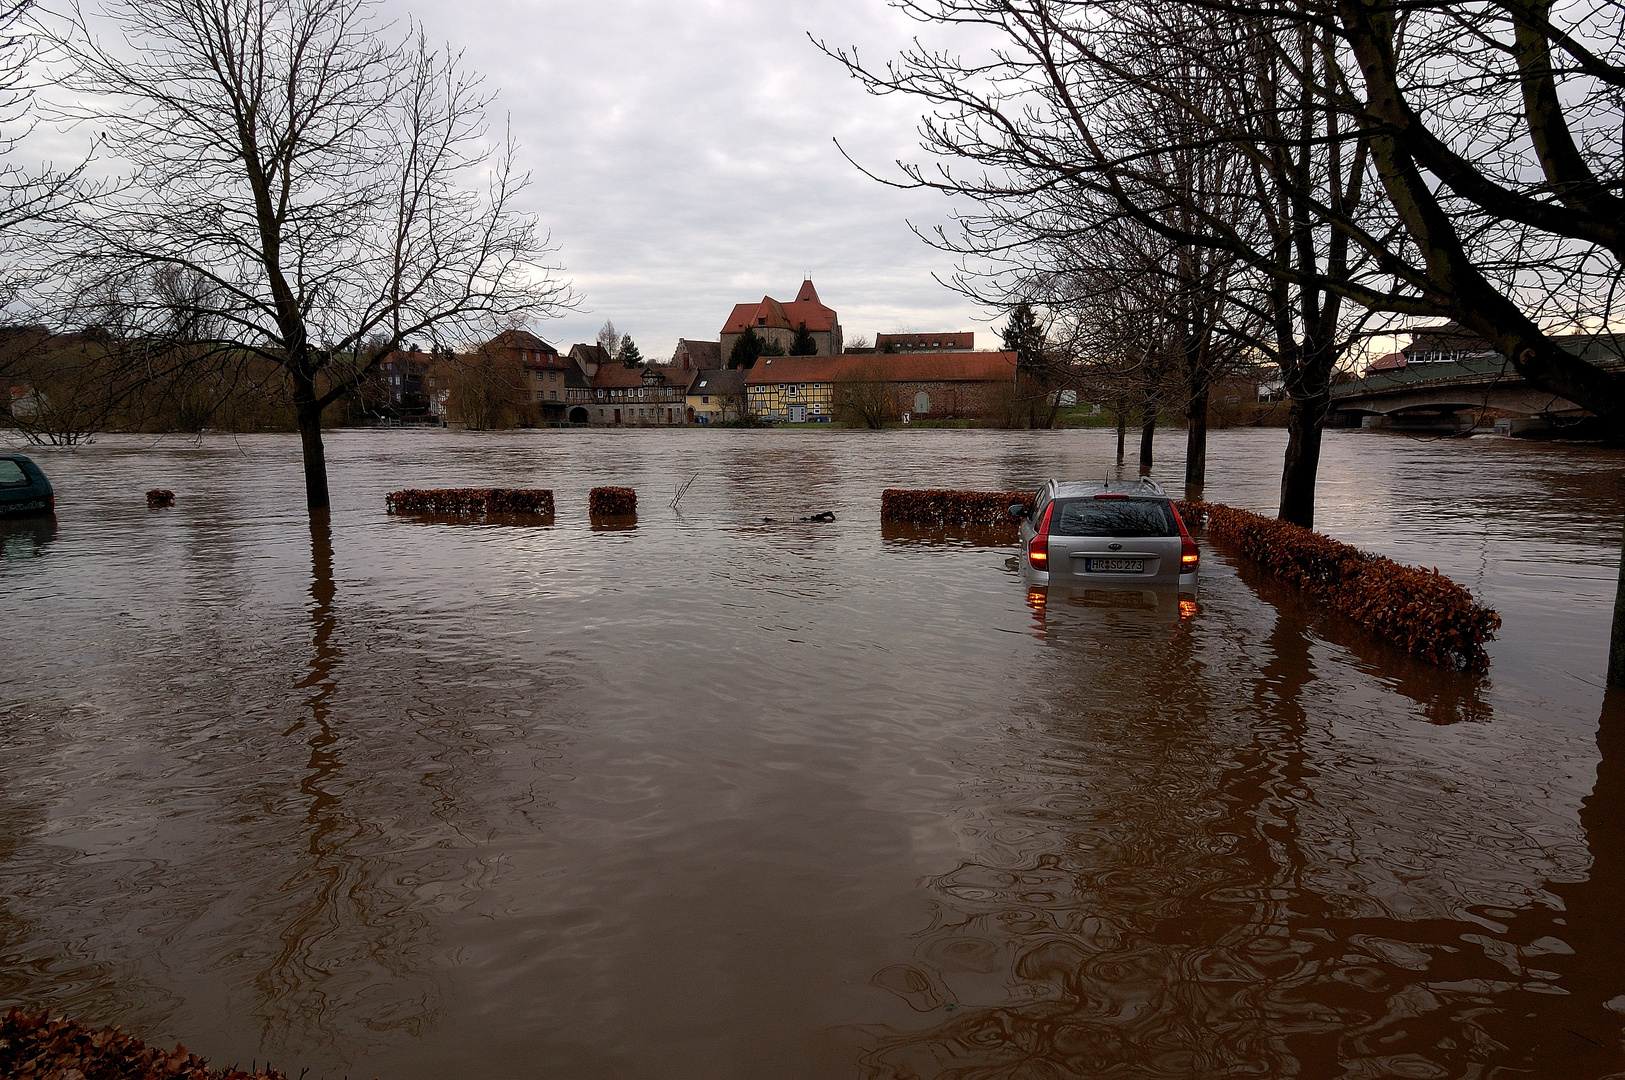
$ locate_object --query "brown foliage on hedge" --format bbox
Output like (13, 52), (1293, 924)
(589, 486), (637, 516)
(385, 488), (555, 516)
(0, 1008), (289, 1079)
(1178, 499), (1501, 669)
(881, 489), (1029, 527)
(145, 489), (174, 508)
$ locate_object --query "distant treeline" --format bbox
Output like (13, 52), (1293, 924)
(1, 327), (413, 442)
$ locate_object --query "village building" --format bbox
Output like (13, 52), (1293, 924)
(582, 361), (692, 426)
(568, 343), (611, 376)
(744, 351), (1018, 422)
(367, 347), (436, 422)
(671, 338), (722, 373)
(687, 368), (747, 424)
(876, 332), (975, 353)
(477, 329), (586, 424)
(720, 279), (843, 361)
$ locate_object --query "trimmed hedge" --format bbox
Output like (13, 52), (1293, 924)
(146, 489), (175, 508)
(1179, 499), (1501, 669)
(589, 486), (637, 516)
(881, 489), (1030, 527)
(385, 488), (554, 516)
(0, 1008), (289, 1079)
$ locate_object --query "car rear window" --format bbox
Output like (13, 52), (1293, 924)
(1052, 497), (1177, 537)
(0, 460), (27, 486)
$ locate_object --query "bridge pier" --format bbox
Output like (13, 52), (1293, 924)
(1492, 416), (1553, 437)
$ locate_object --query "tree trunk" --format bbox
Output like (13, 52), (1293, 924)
(1138, 400), (1156, 475)
(1184, 382), (1210, 499)
(1115, 399), (1127, 464)
(1277, 385), (1329, 529)
(294, 376), (331, 511)
(1611, 515), (1625, 686)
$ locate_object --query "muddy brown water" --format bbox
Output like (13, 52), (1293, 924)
(2, 427), (1623, 1079)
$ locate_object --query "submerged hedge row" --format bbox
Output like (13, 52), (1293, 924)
(386, 488), (555, 516)
(1179, 499), (1501, 669)
(0, 1008), (289, 1079)
(589, 486), (637, 516)
(881, 489), (1029, 527)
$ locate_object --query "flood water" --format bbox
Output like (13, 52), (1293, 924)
(2, 426), (1624, 1079)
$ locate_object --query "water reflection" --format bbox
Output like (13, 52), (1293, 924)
(880, 522), (1016, 549)
(1225, 550), (1492, 725)
(389, 512), (555, 528)
(1023, 583), (1196, 644)
(252, 513), (440, 1053)
(859, 569), (1615, 1078)
(0, 514), (56, 562)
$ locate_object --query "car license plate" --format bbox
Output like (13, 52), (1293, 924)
(1085, 557), (1144, 572)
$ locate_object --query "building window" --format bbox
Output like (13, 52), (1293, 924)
(549, 371), (557, 381)
(550, 391), (558, 400)
(701, 396), (709, 404)
(787, 385), (798, 397)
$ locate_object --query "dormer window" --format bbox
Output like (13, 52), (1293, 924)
(757, 318), (766, 326)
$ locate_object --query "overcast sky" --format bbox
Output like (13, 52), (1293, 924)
(390, 0), (995, 360)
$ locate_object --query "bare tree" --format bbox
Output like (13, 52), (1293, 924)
(46, 0), (572, 508)
(0, 0), (92, 420)
(1328, 0), (1625, 424)
(820, 0), (1378, 526)
(430, 345), (528, 430)
(836, 358), (894, 428)
(597, 320), (622, 361)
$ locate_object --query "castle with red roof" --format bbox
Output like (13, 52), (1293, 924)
(720, 279), (843, 360)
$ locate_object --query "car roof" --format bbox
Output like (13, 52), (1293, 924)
(1047, 477), (1168, 499)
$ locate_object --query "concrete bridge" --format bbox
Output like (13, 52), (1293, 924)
(1330, 347), (1624, 434)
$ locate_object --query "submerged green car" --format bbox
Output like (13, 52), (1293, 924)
(0, 454), (54, 517)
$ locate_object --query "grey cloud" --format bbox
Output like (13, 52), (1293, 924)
(396, 0), (999, 357)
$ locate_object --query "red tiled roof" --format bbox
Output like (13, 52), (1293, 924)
(1365, 351), (1407, 373)
(744, 351), (1017, 385)
(569, 343), (611, 365)
(485, 329), (558, 354)
(877, 332), (975, 351)
(591, 364), (692, 390)
(721, 281), (838, 335)
(674, 339), (722, 368)
(592, 364), (648, 389)
(780, 299), (836, 333)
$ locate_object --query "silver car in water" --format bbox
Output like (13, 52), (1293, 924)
(1013, 478), (1199, 590)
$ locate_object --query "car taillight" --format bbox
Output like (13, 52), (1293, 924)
(1171, 503), (1199, 570)
(1027, 502), (1053, 571)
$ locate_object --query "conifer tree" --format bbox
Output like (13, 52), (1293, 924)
(789, 322), (818, 355)
(1000, 302), (1047, 373)
(616, 336), (643, 367)
(729, 327), (764, 368)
